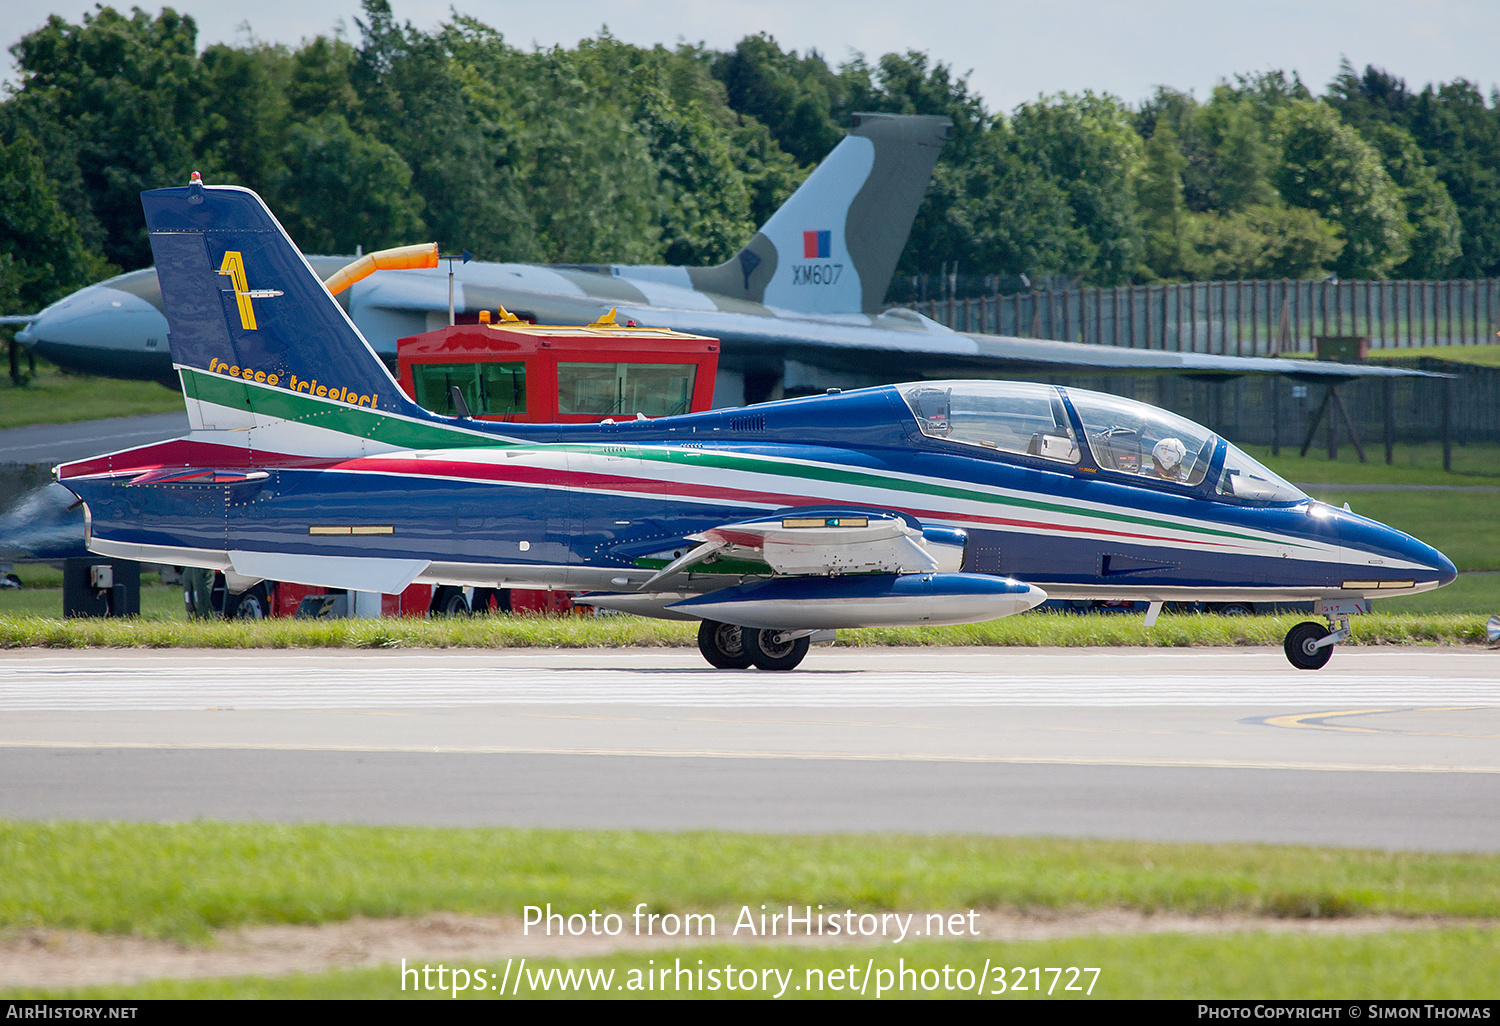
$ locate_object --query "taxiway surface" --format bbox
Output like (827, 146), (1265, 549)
(2, 646), (1496, 850)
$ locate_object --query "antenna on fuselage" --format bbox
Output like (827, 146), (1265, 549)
(448, 386), (472, 419)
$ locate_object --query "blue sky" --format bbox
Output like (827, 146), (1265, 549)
(3, 1), (1498, 114)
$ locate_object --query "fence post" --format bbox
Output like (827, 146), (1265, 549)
(1290, 280), (1299, 353)
(1271, 377), (1281, 456)
(1144, 283), (1153, 349)
(1442, 377), (1452, 472)
(1377, 281), (1385, 349)
(1220, 281), (1229, 355)
(1234, 280), (1243, 355)
(1172, 284), (1181, 351)
(1383, 377), (1395, 465)
(1251, 282), (1260, 355)
(1185, 282), (1194, 351)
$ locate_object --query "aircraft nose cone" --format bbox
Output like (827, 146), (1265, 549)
(1337, 507), (1456, 589)
(1433, 548), (1458, 588)
(20, 281), (172, 382)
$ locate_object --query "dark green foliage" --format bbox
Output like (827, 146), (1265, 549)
(710, 33), (847, 167)
(1010, 92), (1143, 285)
(4, 5), (1500, 292)
(1274, 100), (1409, 278)
(0, 131), (114, 316)
(5, 6), (210, 270)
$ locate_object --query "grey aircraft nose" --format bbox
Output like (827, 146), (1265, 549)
(18, 280), (175, 385)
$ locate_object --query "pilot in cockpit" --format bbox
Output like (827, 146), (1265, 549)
(1151, 437), (1187, 481)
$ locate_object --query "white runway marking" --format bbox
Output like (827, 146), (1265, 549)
(2, 664), (1497, 710)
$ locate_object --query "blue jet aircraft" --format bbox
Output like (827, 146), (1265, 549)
(56, 179), (1457, 670)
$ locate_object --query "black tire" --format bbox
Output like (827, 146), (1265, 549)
(1213, 602), (1255, 616)
(1284, 621), (1334, 670)
(745, 628), (810, 671)
(225, 583), (270, 620)
(429, 586), (470, 617)
(696, 619), (754, 669)
(471, 588), (510, 615)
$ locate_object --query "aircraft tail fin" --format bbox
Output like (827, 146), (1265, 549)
(686, 113), (951, 315)
(142, 179), (431, 432)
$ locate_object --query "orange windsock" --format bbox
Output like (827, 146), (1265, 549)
(323, 242), (440, 296)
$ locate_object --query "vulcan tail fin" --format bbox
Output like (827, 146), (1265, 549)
(143, 180), (433, 433)
(682, 112), (951, 315)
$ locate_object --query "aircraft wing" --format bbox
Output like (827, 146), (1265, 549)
(357, 267), (1448, 381)
(582, 508), (1015, 627)
(620, 509), (967, 588)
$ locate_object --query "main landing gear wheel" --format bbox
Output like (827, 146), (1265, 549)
(745, 628), (810, 671)
(225, 583), (269, 620)
(1284, 621), (1334, 670)
(429, 586), (470, 617)
(697, 619), (754, 669)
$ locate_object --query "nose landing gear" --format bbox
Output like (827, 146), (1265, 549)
(1282, 599), (1365, 670)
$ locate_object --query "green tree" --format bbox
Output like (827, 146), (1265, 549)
(1407, 80), (1500, 277)
(196, 41), (294, 193)
(939, 125), (1092, 279)
(1274, 100), (1408, 278)
(1206, 97), (1279, 211)
(727, 117), (809, 229)
(5, 6), (212, 269)
(1136, 121), (1194, 280)
(1011, 92), (1144, 285)
(633, 83), (754, 265)
(1189, 205), (1342, 280)
(1361, 123), (1461, 278)
(711, 34), (847, 167)
(0, 130), (114, 315)
(272, 114), (427, 253)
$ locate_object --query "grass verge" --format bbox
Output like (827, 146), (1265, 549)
(1246, 441), (1500, 487)
(0, 358), (180, 430)
(12, 930), (1497, 999)
(0, 610), (1489, 648)
(4, 822), (1500, 943)
(1370, 343), (1500, 368)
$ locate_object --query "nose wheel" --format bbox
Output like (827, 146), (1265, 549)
(1283, 621), (1334, 670)
(1283, 612), (1353, 670)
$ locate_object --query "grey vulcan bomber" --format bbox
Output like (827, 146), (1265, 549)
(20, 113), (955, 403)
(17, 113), (1434, 401)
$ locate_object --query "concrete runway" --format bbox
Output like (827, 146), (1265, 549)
(0, 412), (187, 468)
(1, 646), (1497, 850)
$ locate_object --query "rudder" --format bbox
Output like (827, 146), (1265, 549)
(143, 180), (427, 424)
(686, 113), (952, 315)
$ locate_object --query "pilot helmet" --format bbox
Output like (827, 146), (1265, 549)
(1152, 437), (1187, 473)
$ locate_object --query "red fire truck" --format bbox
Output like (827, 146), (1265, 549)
(191, 310), (720, 618)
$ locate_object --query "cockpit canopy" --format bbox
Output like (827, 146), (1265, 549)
(897, 381), (1306, 505)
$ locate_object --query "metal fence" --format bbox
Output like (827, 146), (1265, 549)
(1027, 365), (1500, 452)
(907, 277), (1500, 354)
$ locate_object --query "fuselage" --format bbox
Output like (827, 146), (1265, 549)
(59, 381), (1456, 605)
